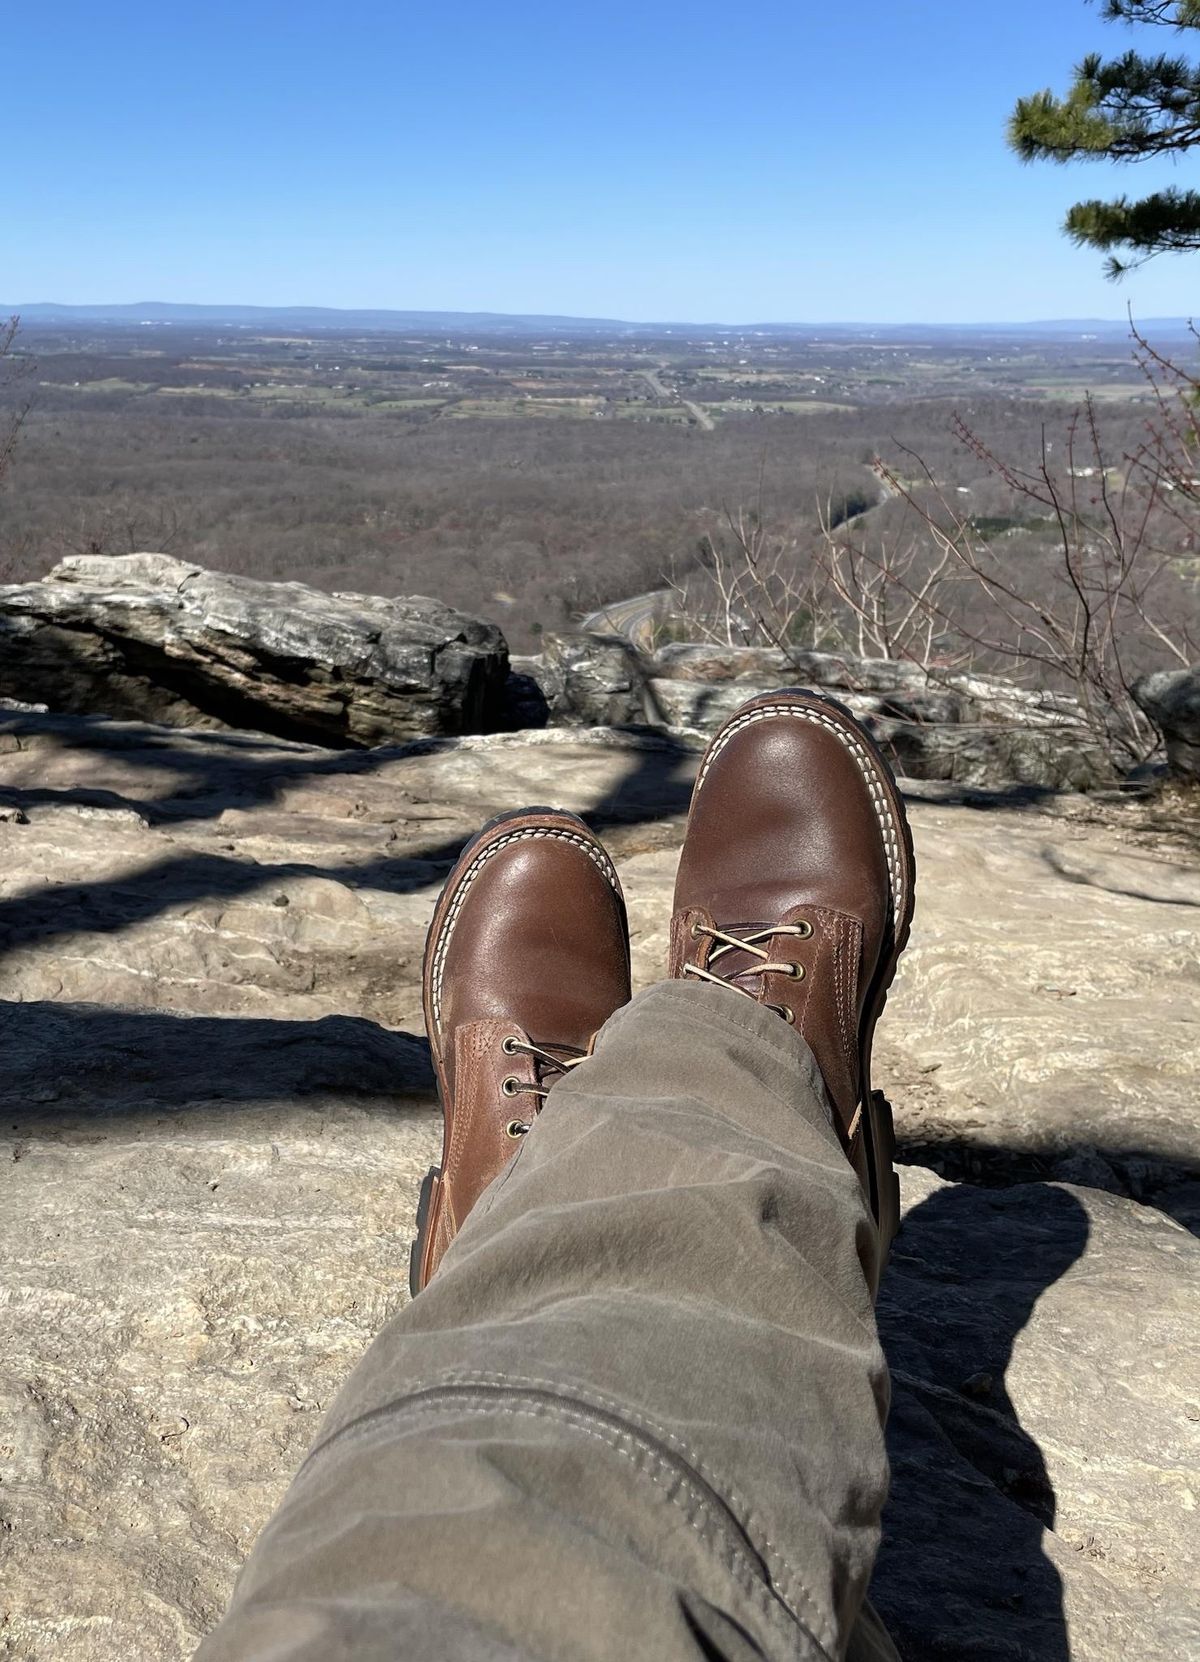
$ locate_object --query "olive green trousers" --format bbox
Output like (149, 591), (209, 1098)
(196, 980), (898, 1662)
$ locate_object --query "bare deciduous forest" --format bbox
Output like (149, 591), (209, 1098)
(1, 318), (1197, 665)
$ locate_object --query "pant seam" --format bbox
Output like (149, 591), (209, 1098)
(305, 1377), (836, 1657)
(323, 1394), (823, 1652)
(406, 1367), (836, 1639)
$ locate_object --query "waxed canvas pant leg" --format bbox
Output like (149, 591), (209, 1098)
(195, 980), (897, 1662)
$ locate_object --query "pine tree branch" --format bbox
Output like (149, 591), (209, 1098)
(1010, 5), (1200, 270)
(1010, 55), (1200, 163)
(1097, 0), (1200, 27)
(1065, 186), (1200, 269)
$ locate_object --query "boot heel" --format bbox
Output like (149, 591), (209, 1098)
(869, 1088), (900, 1262)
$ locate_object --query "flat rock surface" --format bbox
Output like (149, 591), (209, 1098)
(1, 713), (1196, 1660)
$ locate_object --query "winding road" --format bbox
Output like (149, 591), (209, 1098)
(579, 588), (674, 650)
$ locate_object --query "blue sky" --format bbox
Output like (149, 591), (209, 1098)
(6, 0), (1200, 322)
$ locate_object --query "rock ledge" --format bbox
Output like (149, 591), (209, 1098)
(0, 553), (511, 745)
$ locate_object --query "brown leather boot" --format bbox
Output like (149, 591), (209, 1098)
(670, 690), (915, 1286)
(411, 808), (631, 1295)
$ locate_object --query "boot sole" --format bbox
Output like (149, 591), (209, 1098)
(410, 806), (629, 1297)
(687, 688), (916, 1272)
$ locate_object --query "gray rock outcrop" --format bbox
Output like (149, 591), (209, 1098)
(0, 558), (1139, 789)
(524, 635), (1113, 790)
(1, 709), (1197, 1660)
(0, 554), (511, 746)
(1134, 663), (1200, 782)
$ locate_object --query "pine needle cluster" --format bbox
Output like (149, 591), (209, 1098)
(1009, 0), (1200, 273)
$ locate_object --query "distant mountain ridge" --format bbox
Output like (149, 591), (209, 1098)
(4, 300), (1194, 339)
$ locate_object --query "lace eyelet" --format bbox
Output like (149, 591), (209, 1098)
(691, 919), (705, 939)
(505, 1119), (529, 1138)
(501, 1076), (521, 1096)
(501, 1035), (520, 1055)
(788, 963), (806, 980)
(781, 1005), (796, 1024)
(794, 920), (813, 939)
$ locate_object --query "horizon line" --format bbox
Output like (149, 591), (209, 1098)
(5, 299), (1193, 333)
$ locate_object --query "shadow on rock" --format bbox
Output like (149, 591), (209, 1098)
(870, 1180), (1090, 1661)
(0, 842), (468, 961)
(0, 710), (698, 834)
(0, 710), (422, 825)
(897, 1129), (1200, 1238)
(581, 729), (696, 832)
(0, 726), (698, 963)
(0, 1000), (435, 1118)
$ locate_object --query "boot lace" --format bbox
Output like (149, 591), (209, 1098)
(684, 920), (812, 1024)
(499, 1036), (589, 1137)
